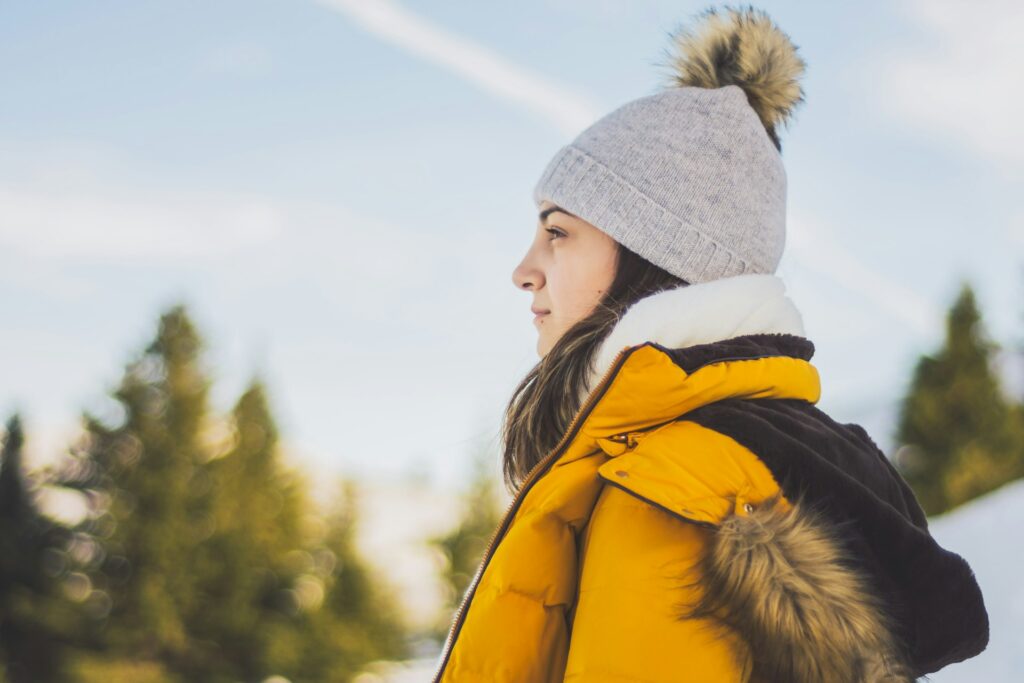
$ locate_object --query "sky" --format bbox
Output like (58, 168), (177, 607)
(1, 0), (1022, 495)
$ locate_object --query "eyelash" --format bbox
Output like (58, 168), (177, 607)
(545, 227), (566, 240)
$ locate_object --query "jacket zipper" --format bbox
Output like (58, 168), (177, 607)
(429, 343), (638, 683)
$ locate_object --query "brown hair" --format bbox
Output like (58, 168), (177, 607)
(500, 240), (688, 495)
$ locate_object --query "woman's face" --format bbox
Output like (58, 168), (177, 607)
(512, 200), (619, 357)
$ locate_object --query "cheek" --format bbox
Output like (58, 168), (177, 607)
(578, 245), (617, 296)
(550, 260), (613, 318)
(591, 250), (617, 293)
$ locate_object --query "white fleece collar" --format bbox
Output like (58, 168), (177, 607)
(586, 273), (806, 395)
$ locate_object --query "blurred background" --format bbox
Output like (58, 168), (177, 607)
(1, 0), (1022, 681)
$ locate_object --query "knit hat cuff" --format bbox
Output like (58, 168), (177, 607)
(532, 144), (752, 285)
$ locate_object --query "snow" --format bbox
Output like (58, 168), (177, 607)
(350, 475), (467, 631)
(354, 657), (441, 683)
(922, 478), (1024, 681)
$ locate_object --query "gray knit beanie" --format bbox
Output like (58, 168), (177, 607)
(532, 5), (807, 285)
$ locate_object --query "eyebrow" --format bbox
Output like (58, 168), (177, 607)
(539, 206), (575, 224)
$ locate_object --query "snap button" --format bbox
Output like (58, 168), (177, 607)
(614, 470), (629, 478)
(742, 502), (755, 514)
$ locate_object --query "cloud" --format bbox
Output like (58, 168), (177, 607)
(314, 0), (604, 136)
(0, 185), (283, 261)
(0, 169), (501, 336)
(874, 0), (1024, 170)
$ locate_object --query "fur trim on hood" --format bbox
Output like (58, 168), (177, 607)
(680, 494), (916, 682)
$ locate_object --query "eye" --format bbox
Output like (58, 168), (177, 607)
(545, 227), (566, 241)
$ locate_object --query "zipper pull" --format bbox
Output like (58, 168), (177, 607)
(608, 432), (638, 446)
(599, 431), (639, 456)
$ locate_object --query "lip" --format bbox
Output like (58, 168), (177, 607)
(533, 312), (549, 323)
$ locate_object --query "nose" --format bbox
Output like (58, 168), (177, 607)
(512, 246), (544, 291)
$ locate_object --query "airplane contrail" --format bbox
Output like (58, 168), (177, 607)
(315, 0), (603, 136)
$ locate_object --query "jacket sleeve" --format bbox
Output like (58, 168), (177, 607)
(562, 480), (753, 682)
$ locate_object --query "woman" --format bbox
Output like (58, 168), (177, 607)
(432, 6), (988, 682)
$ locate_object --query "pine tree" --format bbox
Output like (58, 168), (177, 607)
(0, 414), (81, 682)
(427, 448), (504, 643)
(894, 282), (1024, 515)
(53, 305), (216, 674)
(278, 477), (412, 682)
(43, 305), (411, 681)
(184, 378), (320, 680)
(1012, 267), (1024, 467)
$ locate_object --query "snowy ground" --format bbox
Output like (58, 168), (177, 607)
(353, 657), (441, 683)
(348, 475), (466, 632)
(921, 478), (1024, 681)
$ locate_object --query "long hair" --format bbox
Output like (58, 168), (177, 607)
(500, 242), (688, 495)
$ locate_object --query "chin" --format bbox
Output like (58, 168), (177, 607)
(536, 337), (550, 358)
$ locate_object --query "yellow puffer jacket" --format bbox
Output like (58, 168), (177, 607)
(433, 284), (988, 682)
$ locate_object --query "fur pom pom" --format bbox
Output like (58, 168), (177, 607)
(661, 4), (807, 150)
